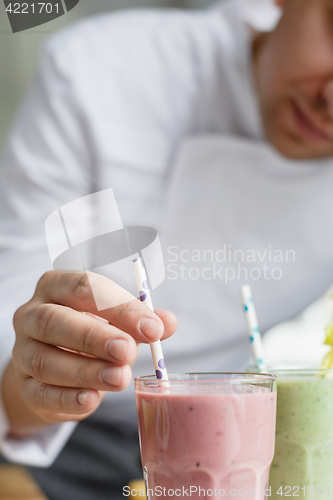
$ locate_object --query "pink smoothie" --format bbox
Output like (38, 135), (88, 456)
(136, 384), (276, 500)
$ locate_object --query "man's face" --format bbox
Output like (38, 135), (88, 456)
(254, 0), (333, 159)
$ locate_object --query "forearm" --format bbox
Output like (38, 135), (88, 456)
(1, 361), (51, 439)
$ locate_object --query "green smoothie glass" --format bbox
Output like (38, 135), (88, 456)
(251, 364), (333, 500)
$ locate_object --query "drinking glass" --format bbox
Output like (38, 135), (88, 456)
(135, 372), (277, 500)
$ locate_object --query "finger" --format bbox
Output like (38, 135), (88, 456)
(24, 303), (138, 363)
(37, 271), (165, 343)
(82, 312), (109, 323)
(154, 309), (178, 340)
(34, 390), (108, 424)
(20, 340), (133, 391)
(23, 378), (101, 416)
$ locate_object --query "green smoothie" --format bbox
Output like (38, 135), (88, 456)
(270, 373), (333, 500)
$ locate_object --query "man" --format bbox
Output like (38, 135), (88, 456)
(1, 0), (333, 498)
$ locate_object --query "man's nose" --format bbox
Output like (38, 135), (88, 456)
(323, 78), (333, 119)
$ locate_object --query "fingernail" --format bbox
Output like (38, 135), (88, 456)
(139, 317), (164, 340)
(106, 339), (128, 362)
(77, 391), (88, 406)
(101, 366), (122, 387)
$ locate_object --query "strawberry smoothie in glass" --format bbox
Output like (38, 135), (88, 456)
(135, 373), (277, 500)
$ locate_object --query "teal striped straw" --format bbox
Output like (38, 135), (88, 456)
(240, 285), (266, 371)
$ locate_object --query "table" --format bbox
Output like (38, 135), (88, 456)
(0, 465), (146, 499)
(0, 465), (47, 500)
(128, 480), (146, 499)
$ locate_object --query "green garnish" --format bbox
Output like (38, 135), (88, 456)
(320, 296), (333, 369)
(324, 322), (333, 347)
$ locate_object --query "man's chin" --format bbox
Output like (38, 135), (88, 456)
(266, 129), (333, 161)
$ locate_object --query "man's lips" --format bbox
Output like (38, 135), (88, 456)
(290, 98), (333, 143)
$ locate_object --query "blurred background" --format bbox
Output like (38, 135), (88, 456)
(0, 0), (217, 152)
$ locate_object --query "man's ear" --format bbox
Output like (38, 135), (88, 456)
(275, 0), (287, 6)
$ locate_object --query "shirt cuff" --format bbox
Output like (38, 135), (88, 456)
(0, 417), (77, 468)
(0, 348), (77, 468)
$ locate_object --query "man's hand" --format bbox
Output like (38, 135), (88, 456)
(2, 271), (177, 437)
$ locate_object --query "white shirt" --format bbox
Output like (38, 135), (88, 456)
(1, 0), (332, 467)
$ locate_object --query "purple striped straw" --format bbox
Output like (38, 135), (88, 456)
(132, 257), (169, 381)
